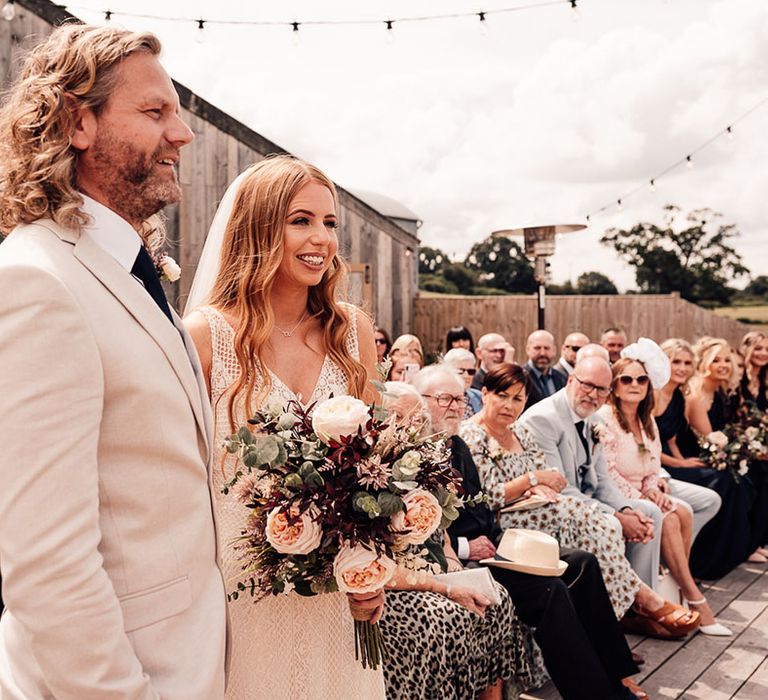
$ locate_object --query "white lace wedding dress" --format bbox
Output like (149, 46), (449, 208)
(200, 305), (385, 700)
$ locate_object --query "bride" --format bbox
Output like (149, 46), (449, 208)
(184, 156), (384, 699)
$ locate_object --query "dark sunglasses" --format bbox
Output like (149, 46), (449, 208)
(567, 345), (584, 353)
(456, 367), (477, 376)
(375, 338), (388, 345)
(617, 375), (650, 386)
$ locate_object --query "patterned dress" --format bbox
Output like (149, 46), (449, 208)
(200, 305), (386, 700)
(459, 420), (640, 618)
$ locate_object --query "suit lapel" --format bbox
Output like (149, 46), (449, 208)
(61, 226), (210, 461)
(553, 392), (582, 467)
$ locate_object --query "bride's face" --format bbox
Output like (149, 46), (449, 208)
(276, 181), (339, 289)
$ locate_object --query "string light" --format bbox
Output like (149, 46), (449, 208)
(617, 199), (623, 212)
(291, 21), (301, 46)
(478, 11), (489, 36)
(104, 9), (111, 23)
(1, 1), (15, 22)
(385, 19), (395, 44)
(195, 18), (205, 44)
(584, 94), (768, 221)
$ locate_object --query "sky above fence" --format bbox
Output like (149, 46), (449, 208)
(66, 0), (768, 291)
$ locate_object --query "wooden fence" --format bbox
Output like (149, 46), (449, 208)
(413, 292), (753, 359)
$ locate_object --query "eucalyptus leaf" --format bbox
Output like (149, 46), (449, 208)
(254, 436), (280, 465)
(377, 491), (404, 516)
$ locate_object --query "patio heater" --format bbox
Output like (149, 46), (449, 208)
(492, 224), (586, 329)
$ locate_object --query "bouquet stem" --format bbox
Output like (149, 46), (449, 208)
(354, 619), (389, 670)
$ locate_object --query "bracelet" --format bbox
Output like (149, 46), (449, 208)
(445, 584), (453, 600)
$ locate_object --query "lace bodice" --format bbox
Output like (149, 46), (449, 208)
(198, 304), (383, 700)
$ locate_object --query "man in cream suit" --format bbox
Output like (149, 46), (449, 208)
(0, 25), (226, 699)
(518, 357), (664, 590)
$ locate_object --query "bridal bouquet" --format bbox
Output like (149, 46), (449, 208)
(699, 404), (768, 480)
(223, 395), (463, 669)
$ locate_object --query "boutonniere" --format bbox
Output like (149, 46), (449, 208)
(590, 423), (604, 455)
(157, 255), (181, 283)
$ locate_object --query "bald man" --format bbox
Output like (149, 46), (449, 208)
(576, 343), (611, 364)
(601, 327), (628, 363)
(524, 330), (567, 408)
(471, 332), (514, 390)
(555, 331), (590, 378)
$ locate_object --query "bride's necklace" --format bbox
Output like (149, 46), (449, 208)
(273, 310), (308, 338)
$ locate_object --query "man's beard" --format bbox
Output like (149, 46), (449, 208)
(89, 129), (181, 224)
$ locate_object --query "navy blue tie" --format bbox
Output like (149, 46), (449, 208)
(131, 246), (174, 323)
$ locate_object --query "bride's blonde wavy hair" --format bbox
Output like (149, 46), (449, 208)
(207, 155), (369, 430)
(0, 24), (163, 241)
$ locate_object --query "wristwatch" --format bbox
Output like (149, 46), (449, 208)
(527, 472), (539, 487)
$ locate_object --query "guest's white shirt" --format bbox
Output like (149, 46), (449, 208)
(80, 193), (141, 272)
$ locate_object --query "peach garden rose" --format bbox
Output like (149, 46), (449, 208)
(265, 505), (323, 555)
(333, 542), (397, 595)
(389, 488), (443, 546)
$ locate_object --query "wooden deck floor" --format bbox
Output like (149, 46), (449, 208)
(520, 560), (768, 700)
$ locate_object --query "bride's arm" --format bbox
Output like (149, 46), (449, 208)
(355, 311), (381, 404)
(183, 310), (213, 399)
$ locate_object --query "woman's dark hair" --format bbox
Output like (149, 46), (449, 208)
(375, 326), (392, 358)
(445, 325), (475, 353)
(483, 363), (532, 395)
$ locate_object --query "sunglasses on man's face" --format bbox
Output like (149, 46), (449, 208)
(567, 345), (584, 353)
(375, 338), (388, 345)
(617, 375), (650, 386)
(456, 367), (477, 376)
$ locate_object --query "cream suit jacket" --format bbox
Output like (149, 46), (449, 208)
(0, 220), (227, 699)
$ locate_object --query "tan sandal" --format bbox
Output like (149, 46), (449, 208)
(636, 601), (700, 637)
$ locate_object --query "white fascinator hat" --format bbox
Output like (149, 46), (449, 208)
(620, 337), (671, 389)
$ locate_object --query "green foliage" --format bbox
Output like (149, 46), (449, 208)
(464, 236), (536, 293)
(601, 205), (749, 305)
(442, 262), (478, 294)
(419, 273), (459, 294)
(742, 275), (768, 299)
(548, 281), (577, 295)
(418, 246), (447, 274)
(576, 271), (618, 295)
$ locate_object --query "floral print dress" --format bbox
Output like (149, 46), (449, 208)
(459, 420), (641, 618)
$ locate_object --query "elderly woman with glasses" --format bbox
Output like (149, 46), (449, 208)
(597, 343), (731, 636)
(459, 363), (653, 620)
(443, 348), (482, 416)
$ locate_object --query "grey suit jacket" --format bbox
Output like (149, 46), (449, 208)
(0, 221), (227, 699)
(518, 389), (631, 513)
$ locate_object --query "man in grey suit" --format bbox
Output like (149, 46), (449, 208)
(518, 357), (664, 591)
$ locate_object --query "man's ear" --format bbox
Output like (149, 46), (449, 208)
(65, 93), (97, 151)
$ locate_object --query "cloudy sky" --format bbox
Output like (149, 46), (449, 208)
(67, 0), (768, 290)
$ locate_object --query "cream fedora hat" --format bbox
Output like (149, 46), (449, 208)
(480, 529), (568, 577)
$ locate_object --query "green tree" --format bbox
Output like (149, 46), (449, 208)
(576, 271), (618, 295)
(463, 236), (536, 293)
(601, 205), (749, 305)
(442, 262), (478, 295)
(418, 246), (447, 275)
(743, 275), (768, 299)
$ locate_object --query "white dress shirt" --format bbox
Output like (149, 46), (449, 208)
(80, 194), (142, 272)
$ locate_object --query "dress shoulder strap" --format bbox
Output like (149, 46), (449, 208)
(196, 305), (239, 397)
(339, 302), (360, 361)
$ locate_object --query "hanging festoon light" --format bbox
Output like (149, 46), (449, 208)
(686, 154), (694, 169)
(477, 11), (489, 36)
(649, 179), (656, 193)
(195, 18), (205, 44)
(291, 21), (301, 47)
(726, 125), (734, 140)
(1, 1), (16, 22)
(569, 0), (581, 21)
(384, 19), (395, 44)
(617, 199), (623, 212)
(104, 10), (112, 23)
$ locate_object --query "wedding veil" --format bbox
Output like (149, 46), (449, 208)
(183, 167), (255, 315)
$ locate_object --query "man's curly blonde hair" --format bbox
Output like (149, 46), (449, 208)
(0, 24), (162, 236)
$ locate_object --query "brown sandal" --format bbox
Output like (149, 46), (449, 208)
(628, 602), (700, 638)
(622, 677), (649, 700)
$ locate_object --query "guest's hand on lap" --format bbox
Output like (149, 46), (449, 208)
(530, 484), (560, 502)
(535, 470), (567, 492)
(447, 585), (490, 618)
(644, 488), (674, 512)
(468, 536), (496, 561)
(679, 457), (706, 468)
(347, 589), (386, 624)
(656, 479), (671, 494)
(617, 509), (654, 544)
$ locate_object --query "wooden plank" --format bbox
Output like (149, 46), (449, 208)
(731, 656), (768, 699)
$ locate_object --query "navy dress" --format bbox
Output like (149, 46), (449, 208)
(740, 375), (768, 551)
(657, 388), (753, 579)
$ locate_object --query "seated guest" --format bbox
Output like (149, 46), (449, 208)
(686, 338), (768, 568)
(390, 333), (425, 366)
(374, 326), (392, 364)
(387, 354), (421, 383)
(379, 383), (537, 700)
(471, 333), (514, 390)
(576, 343), (610, 364)
(461, 363), (696, 639)
(656, 339), (756, 577)
(523, 330), (566, 408)
(443, 348), (482, 416)
(555, 331), (590, 378)
(597, 341), (731, 636)
(601, 327), (628, 364)
(446, 324), (475, 353)
(517, 358), (667, 595)
(411, 366), (646, 700)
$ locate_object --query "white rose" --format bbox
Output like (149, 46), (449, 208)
(159, 256), (181, 282)
(389, 489), (443, 545)
(707, 431), (728, 448)
(333, 542), (396, 594)
(312, 396), (371, 445)
(265, 505), (323, 555)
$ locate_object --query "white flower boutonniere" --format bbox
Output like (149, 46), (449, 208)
(158, 255), (181, 283)
(590, 423), (604, 455)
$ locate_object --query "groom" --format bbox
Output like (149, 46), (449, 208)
(0, 25), (226, 699)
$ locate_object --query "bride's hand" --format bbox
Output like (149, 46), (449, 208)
(347, 589), (386, 624)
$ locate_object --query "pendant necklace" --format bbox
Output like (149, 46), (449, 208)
(274, 310), (308, 338)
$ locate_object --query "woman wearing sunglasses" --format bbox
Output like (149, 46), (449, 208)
(443, 348), (482, 417)
(597, 342), (731, 636)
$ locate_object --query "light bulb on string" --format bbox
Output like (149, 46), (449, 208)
(195, 19), (205, 44)
(569, 0), (581, 22)
(1, 1), (16, 22)
(478, 12), (488, 36)
(649, 179), (656, 193)
(291, 22), (301, 47)
(385, 20), (395, 45)
(104, 10), (112, 24)
(726, 125), (734, 140)
(617, 199), (623, 212)
(686, 155), (693, 169)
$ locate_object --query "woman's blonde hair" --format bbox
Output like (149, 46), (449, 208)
(0, 24), (161, 236)
(207, 155), (368, 429)
(607, 357), (657, 440)
(660, 338), (695, 395)
(740, 331), (768, 387)
(390, 334), (425, 366)
(692, 337), (732, 383)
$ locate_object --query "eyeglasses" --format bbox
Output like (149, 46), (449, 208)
(375, 338), (388, 345)
(572, 374), (612, 397)
(455, 367), (477, 376)
(617, 375), (650, 386)
(422, 393), (468, 409)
